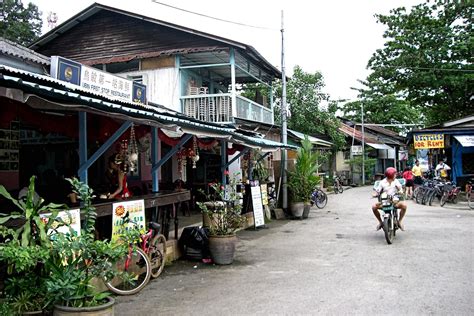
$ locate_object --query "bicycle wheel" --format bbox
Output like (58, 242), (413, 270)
(334, 185), (339, 194)
(415, 188), (423, 204)
(149, 234), (167, 279)
(468, 193), (474, 210)
(422, 189), (430, 205)
(383, 216), (394, 245)
(427, 190), (436, 206)
(338, 185), (343, 194)
(413, 186), (420, 201)
(440, 192), (448, 207)
(315, 190), (327, 209)
(105, 247), (151, 295)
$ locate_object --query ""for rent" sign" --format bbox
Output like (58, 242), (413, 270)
(413, 134), (445, 149)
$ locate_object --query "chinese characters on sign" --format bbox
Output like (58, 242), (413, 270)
(81, 67), (132, 103)
(111, 200), (146, 242)
(413, 134), (445, 149)
(50, 56), (146, 105)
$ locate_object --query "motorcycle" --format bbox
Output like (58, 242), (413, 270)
(378, 190), (400, 244)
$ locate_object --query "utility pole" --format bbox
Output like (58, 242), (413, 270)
(361, 103), (365, 185)
(281, 10), (288, 211)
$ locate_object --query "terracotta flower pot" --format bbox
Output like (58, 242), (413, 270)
(302, 202), (311, 219)
(290, 202), (304, 218)
(53, 296), (115, 316)
(208, 235), (238, 265)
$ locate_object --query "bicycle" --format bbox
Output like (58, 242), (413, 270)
(105, 216), (167, 295)
(310, 187), (327, 209)
(440, 183), (461, 207)
(333, 176), (343, 194)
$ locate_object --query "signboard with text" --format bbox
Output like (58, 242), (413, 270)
(351, 145), (363, 155)
(111, 199), (146, 241)
(40, 209), (81, 236)
(250, 184), (265, 228)
(51, 56), (146, 105)
(413, 134), (444, 149)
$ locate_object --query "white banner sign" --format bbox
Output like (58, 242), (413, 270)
(251, 186), (265, 227)
(40, 209), (81, 236)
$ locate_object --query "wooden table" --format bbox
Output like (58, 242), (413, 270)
(92, 190), (191, 239)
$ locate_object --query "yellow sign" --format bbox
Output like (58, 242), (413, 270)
(112, 200), (146, 241)
(413, 134), (444, 149)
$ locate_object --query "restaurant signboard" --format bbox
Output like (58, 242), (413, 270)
(413, 133), (445, 149)
(50, 56), (146, 105)
(111, 199), (146, 242)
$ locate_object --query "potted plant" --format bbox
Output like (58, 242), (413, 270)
(45, 178), (126, 316)
(0, 176), (64, 314)
(288, 136), (320, 219)
(197, 174), (245, 265)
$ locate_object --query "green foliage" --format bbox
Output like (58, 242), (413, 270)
(252, 150), (269, 183)
(347, 157), (377, 180)
(360, 1), (473, 125)
(45, 179), (126, 308)
(197, 174), (245, 236)
(341, 77), (423, 133)
(0, 0), (42, 46)
(288, 136), (320, 202)
(0, 176), (65, 247)
(245, 66), (345, 150)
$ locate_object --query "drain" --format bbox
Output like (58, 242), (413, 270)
(336, 234), (345, 239)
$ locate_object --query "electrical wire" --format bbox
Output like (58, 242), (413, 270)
(151, 0), (278, 31)
(385, 65), (474, 73)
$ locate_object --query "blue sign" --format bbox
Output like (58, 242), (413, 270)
(132, 82), (147, 104)
(51, 56), (81, 86)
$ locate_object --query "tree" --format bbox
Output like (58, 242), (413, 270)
(361, 0), (473, 125)
(341, 75), (422, 132)
(0, 0), (42, 46)
(286, 66), (345, 150)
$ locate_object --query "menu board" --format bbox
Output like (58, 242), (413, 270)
(112, 199), (146, 241)
(250, 185), (265, 228)
(0, 121), (20, 171)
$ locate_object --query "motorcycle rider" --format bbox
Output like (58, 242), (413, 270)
(372, 167), (407, 231)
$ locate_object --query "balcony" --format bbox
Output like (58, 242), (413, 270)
(179, 49), (278, 125)
(181, 93), (273, 124)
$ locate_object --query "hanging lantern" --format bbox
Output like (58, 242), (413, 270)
(191, 136), (199, 168)
(127, 123), (139, 172)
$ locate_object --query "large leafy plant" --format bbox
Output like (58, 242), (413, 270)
(0, 176), (65, 314)
(288, 136), (320, 203)
(45, 178), (126, 308)
(197, 173), (245, 236)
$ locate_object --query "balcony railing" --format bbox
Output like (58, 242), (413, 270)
(235, 95), (273, 125)
(181, 93), (273, 124)
(182, 93), (232, 123)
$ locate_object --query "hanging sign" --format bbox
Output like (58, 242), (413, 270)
(351, 145), (363, 155)
(50, 56), (146, 105)
(250, 183), (265, 228)
(413, 134), (444, 149)
(40, 209), (81, 236)
(112, 199), (146, 241)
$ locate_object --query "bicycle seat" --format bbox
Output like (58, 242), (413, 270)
(148, 221), (161, 233)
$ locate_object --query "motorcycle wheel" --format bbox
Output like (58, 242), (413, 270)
(334, 185), (338, 194)
(338, 185), (343, 194)
(383, 216), (394, 245)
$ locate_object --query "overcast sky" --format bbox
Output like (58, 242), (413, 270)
(30, 0), (421, 102)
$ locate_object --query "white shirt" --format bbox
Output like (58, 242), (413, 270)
(375, 178), (403, 196)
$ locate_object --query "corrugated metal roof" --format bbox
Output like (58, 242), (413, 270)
(80, 47), (226, 66)
(0, 38), (50, 66)
(0, 64), (295, 150)
(287, 129), (333, 147)
(339, 122), (381, 144)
